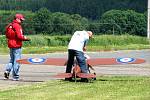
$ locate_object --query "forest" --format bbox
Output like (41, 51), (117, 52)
(0, 0), (147, 36)
(0, 0), (147, 20)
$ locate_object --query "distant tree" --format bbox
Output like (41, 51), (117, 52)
(70, 14), (88, 32)
(33, 8), (53, 34)
(100, 10), (146, 36)
(51, 13), (88, 35)
(51, 12), (74, 34)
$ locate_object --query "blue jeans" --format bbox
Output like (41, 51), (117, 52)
(5, 48), (22, 79)
(66, 49), (88, 73)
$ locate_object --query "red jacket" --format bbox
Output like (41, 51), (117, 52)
(6, 20), (28, 48)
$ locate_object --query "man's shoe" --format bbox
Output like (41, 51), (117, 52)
(4, 71), (9, 79)
(65, 78), (72, 81)
(12, 78), (19, 81)
(92, 72), (96, 80)
(81, 78), (89, 82)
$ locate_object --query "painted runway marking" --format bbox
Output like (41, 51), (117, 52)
(116, 58), (135, 64)
(28, 58), (46, 64)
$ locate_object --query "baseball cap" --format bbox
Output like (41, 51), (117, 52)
(15, 14), (25, 21)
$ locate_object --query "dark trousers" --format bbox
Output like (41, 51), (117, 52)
(66, 49), (88, 73)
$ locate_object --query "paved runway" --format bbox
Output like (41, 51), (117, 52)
(0, 50), (150, 89)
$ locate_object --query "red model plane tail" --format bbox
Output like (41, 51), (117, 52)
(76, 73), (96, 78)
(54, 73), (73, 78)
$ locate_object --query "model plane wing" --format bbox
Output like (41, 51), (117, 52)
(17, 57), (145, 66)
(88, 58), (145, 66)
(17, 58), (67, 66)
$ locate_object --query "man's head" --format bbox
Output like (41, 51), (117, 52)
(87, 31), (93, 38)
(15, 14), (25, 23)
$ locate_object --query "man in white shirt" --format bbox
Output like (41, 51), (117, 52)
(65, 30), (93, 81)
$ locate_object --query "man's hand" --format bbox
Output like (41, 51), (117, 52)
(83, 47), (86, 51)
(24, 36), (30, 41)
(25, 38), (30, 41)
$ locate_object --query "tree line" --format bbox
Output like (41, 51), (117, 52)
(0, 8), (147, 36)
(0, 0), (147, 20)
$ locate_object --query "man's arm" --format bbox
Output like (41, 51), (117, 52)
(83, 40), (88, 51)
(13, 23), (30, 41)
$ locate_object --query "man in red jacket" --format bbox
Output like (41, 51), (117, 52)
(4, 13), (30, 81)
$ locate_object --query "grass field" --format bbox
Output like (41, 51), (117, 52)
(0, 76), (150, 100)
(1, 44), (150, 54)
(0, 34), (150, 54)
(0, 35), (150, 54)
(0, 35), (150, 99)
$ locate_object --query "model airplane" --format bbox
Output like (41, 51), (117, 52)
(17, 57), (145, 82)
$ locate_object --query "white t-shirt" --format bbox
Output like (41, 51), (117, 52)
(68, 31), (89, 52)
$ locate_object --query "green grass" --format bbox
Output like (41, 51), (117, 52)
(0, 34), (150, 54)
(0, 76), (150, 100)
(1, 44), (150, 54)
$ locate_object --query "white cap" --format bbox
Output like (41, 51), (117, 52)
(87, 31), (93, 38)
